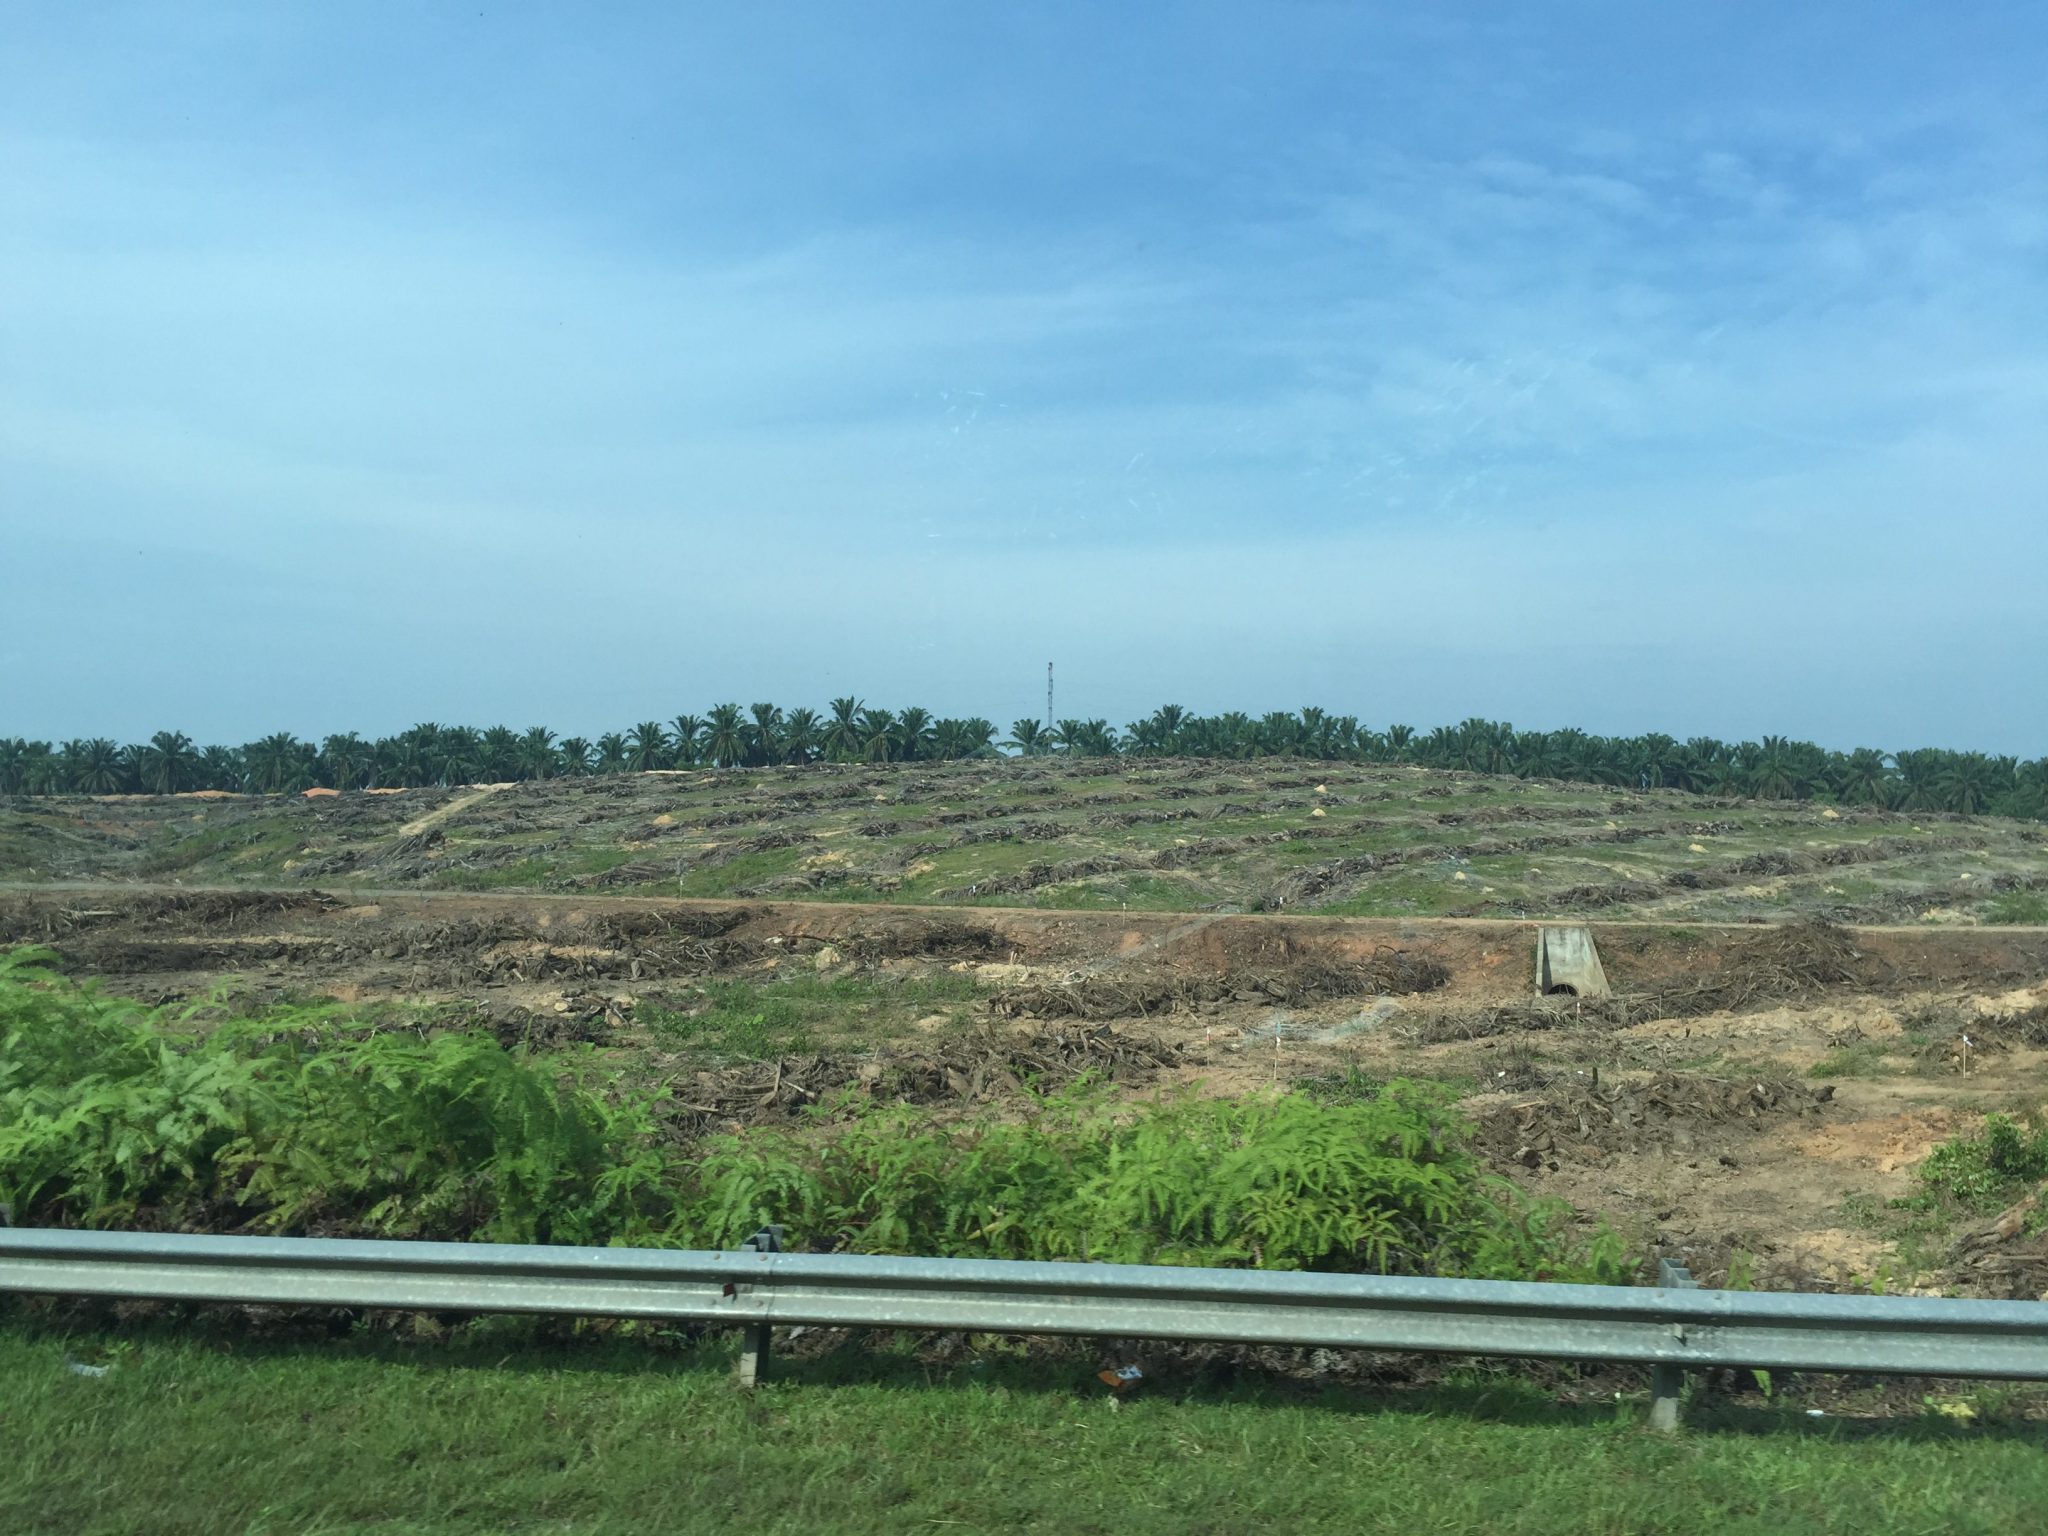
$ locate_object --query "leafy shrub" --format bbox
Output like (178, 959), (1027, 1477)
(1916, 1113), (2048, 1212)
(0, 951), (1622, 1282)
(0, 950), (676, 1243)
(679, 1084), (1624, 1281)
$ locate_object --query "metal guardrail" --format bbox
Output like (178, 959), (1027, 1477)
(5, 1227), (2045, 1426)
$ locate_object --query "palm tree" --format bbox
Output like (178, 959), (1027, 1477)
(517, 727), (559, 780)
(1833, 747), (1890, 807)
(558, 737), (594, 776)
(197, 744), (244, 792)
(782, 708), (822, 765)
(0, 738), (29, 795)
(1385, 724), (1416, 762)
(242, 733), (311, 794)
(628, 721), (671, 772)
(320, 733), (372, 791)
(1753, 736), (1799, 801)
(438, 726), (485, 786)
(822, 698), (864, 762)
(895, 706), (934, 762)
(1516, 733), (1560, 780)
(480, 726), (521, 780)
(704, 704), (748, 769)
(1216, 712), (1255, 759)
(595, 732), (630, 774)
(134, 730), (199, 794)
(746, 703), (786, 766)
(62, 738), (128, 794)
(858, 707), (898, 762)
(1007, 719), (1047, 756)
(1123, 716), (1165, 756)
(1940, 753), (2006, 816)
(669, 716), (705, 767)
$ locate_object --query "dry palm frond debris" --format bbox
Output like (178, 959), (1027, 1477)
(1479, 1070), (1833, 1167)
(664, 1025), (1193, 1136)
(1398, 998), (1639, 1045)
(987, 948), (1450, 1021)
(1635, 920), (1878, 1016)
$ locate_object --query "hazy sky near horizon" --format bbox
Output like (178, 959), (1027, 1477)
(4, 3), (2045, 752)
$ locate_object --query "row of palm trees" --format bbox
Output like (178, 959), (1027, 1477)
(3, 704), (2043, 820)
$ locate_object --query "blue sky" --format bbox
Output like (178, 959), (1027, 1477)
(3, 3), (2044, 752)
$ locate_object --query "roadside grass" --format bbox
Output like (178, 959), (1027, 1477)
(5, 1322), (2047, 1536)
(641, 970), (988, 1057)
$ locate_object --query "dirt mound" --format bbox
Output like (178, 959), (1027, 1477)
(990, 948), (1450, 1021)
(668, 1024), (1194, 1135)
(1632, 920), (1878, 1016)
(1479, 1070), (1835, 1168)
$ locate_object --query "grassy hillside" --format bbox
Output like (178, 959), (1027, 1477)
(5, 758), (2044, 924)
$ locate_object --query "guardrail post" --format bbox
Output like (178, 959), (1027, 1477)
(735, 1225), (784, 1388)
(1649, 1257), (1698, 1431)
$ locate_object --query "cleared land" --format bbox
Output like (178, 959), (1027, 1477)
(6, 881), (2048, 1301)
(5, 756), (2047, 923)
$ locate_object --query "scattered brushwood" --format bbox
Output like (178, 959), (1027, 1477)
(386, 827), (445, 859)
(581, 859), (675, 888)
(826, 920), (1007, 963)
(1905, 998), (2048, 1072)
(953, 856), (1131, 898)
(1479, 1070), (1834, 1168)
(1399, 998), (1638, 1045)
(0, 891), (341, 944)
(666, 1025), (1194, 1135)
(1633, 920), (1878, 1017)
(1941, 1184), (2048, 1299)
(989, 948), (1450, 1021)
(1554, 880), (1666, 910)
(434, 996), (620, 1052)
(581, 909), (753, 943)
(128, 890), (342, 927)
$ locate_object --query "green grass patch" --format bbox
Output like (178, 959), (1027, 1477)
(430, 857), (559, 890)
(135, 815), (305, 876)
(640, 970), (983, 1057)
(5, 1326), (2048, 1536)
(673, 845), (811, 896)
(1986, 892), (2048, 924)
(1810, 1042), (1904, 1080)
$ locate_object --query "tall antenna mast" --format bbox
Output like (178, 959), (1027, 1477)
(1046, 662), (1054, 732)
